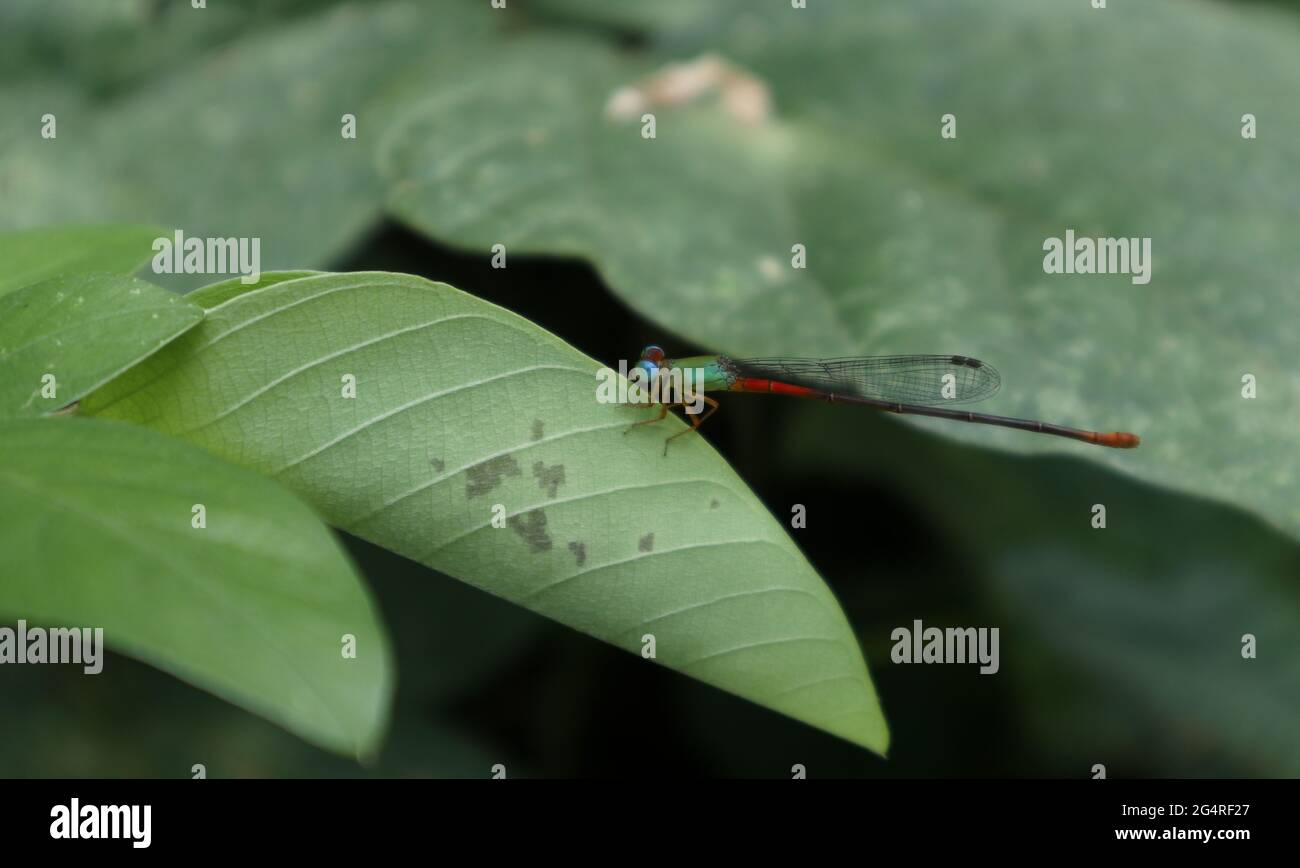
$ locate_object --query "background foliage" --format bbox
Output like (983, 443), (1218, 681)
(1, 0), (1297, 776)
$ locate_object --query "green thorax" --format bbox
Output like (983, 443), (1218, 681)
(664, 355), (736, 391)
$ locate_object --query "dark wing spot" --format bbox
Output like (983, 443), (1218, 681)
(638, 532), (655, 552)
(567, 541), (587, 567)
(465, 455), (521, 498)
(507, 509), (553, 553)
(531, 419), (544, 440)
(709, 498), (720, 509)
(430, 457), (445, 472)
(532, 460), (566, 499)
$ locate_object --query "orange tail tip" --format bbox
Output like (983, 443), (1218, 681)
(1094, 431), (1141, 448)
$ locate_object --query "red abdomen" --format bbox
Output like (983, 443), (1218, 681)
(733, 378), (823, 398)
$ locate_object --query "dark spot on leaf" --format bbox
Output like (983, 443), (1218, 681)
(567, 541), (587, 567)
(710, 498), (719, 509)
(532, 460), (565, 498)
(430, 457), (445, 472)
(465, 455), (520, 498)
(638, 532), (655, 552)
(508, 509), (553, 553)
(531, 419), (544, 440)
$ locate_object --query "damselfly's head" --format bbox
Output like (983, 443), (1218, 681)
(637, 344), (665, 380)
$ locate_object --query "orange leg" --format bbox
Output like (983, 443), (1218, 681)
(663, 396), (720, 455)
(623, 402), (669, 435)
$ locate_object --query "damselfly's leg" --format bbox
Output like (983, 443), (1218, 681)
(663, 396), (720, 454)
(623, 402), (669, 435)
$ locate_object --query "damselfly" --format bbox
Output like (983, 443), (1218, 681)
(624, 345), (1140, 453)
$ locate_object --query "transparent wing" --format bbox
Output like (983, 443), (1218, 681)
(731, 355), (1001, 405)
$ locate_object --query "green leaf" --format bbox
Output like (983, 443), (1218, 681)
(0, 2), (495, 288)
(376, 38), (844, 353)
(0, 272), (203, 418)
(0, 416), (393, 757)
(0, 0), (352, 99)
(530, 0), (718, 34)
(83, 271), (888, 754)
(0, 224), (162, 298)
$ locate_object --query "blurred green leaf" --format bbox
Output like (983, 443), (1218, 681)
(0, 223), (161, 298)
(376, 37), (845, 355)
(695, 0), (1300, 536)
(0, 2), (495, 287)
(530, 0), (718, 34)
(0, 0), (350, 98)
(0, 417), (393, 756)
(83, 271), (888, 754)
(0, 272), (202, 418)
